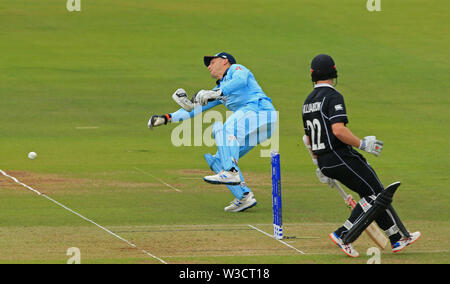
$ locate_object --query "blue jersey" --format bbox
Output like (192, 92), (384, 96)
(171, 64), (273, 122)
(215, 64), (271, 111)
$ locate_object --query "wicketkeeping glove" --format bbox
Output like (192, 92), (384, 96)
(148, 114), (171, 130)
(172, 88), (195, 112)
(193, 89), (222, 106)
(359, 136), (383, 157)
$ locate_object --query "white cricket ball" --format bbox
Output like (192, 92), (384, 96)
(28, 152), (37, 160)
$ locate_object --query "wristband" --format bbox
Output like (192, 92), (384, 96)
(164, 114), (171, 123)
(359, 139), (365, 150)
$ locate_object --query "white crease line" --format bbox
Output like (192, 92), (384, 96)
(133, 167), (182, 192)
(248, 225), (306, 255)
(0, 169), (167, 264)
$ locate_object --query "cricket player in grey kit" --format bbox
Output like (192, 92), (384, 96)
(302, 54), (421, 257)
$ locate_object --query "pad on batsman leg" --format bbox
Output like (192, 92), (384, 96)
(343, 182), (401, 244)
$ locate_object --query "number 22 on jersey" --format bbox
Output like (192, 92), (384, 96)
(306, 119), (325, 151)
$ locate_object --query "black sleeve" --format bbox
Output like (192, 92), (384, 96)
(326, 94), (348, 125)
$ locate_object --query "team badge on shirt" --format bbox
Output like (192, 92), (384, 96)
(334, 104), (343, 111)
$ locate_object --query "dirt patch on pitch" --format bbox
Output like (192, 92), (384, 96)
(0, 171), (78, 194)
(177, 169), (212, 175)
(0, 171), (163, 195)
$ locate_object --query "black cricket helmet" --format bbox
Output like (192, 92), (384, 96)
(310, 54), (338, 82)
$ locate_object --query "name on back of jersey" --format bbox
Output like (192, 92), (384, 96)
(303, 102), (321, 114)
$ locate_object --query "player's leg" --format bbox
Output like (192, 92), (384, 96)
(222, 108), (277, 211)
(385, 204), (422, 252)
(341, 148), (419, 247)
(228, 106), (277, 194)
(204, 148), (252, 199)
(203, 107), (276, 210)
(203, 107), (274, 185)
(324, 148), (421, 251)
(203, 120), (241, 185)
(320, 149), (403, 247)
(204, 152), (242, 198)
(204, 146), (256, 212)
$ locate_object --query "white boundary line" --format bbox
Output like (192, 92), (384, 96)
(248, 225), (306, 255)
(0, 169), (167, 264)
(133, 167), (182, 192)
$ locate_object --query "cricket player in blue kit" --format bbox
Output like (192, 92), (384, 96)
(148, 52), (277, 212)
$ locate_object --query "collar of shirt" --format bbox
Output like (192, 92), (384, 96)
(314, 83), (335, 89)
(216, 67), (230, 85)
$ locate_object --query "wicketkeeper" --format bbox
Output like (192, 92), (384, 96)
(302, 54), (421, 257)
(149, 52), (277, 212)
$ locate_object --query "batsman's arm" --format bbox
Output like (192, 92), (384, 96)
(331, 123), (361, 148)
(332, 123), (383, 157)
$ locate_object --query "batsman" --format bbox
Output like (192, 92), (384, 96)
(302, 54), (421, 257)
(148, 52), (277, 212)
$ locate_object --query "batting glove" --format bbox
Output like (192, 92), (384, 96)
(359, 136), (383, 157)
(193, 89), (222, 106)
(148, 114), (171, 130)
(315, 168), (333, 186)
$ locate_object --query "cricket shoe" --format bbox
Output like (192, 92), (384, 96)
(392, 231), (422, 253)
(224, 192), (257, 212)
(203, 169), (241, 185)
(329, 232), (360, 258)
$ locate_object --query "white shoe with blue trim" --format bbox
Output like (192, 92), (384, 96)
(392, 231), (422, 253)
(329, 232), (360, 258)
(224, 192), (257, 212)
(203, 170), (241, 185)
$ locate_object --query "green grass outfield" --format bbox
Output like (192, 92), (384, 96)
(0, 0), (449, 264)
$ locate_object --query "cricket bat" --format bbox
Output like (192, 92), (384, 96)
(302, 135), (388, 249)
(332, 180), (388, 249)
